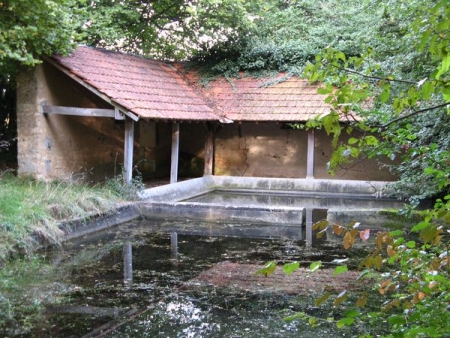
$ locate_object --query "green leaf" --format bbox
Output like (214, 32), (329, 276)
(336, 317), (354, 328)
(314, 291), (331, 306)
(411, 221), (430, 232)
(380, 84), (390, 103)
(283, 261), (300, 275)
(310, 261), (322, 272)
(389, 230), (403, 237)
(255, 261), (276, 277)
(436, 54), (450, 79)
(333, 265), (348, 276)
(284, 312), (307, 322)
(421, 81), (434, 100)
(388, 315), (406, 326)
(356, 269), (370, 281)
(308, 317), (318, 326)
(364, 135), (378, 146)
(420, 225), (439, 243)
(348, 137), (358, 145)
(442, 85), (450, 102)
(405, 241), (416, 249)
(345, 309), (359, 318)
(336, 51), (346, 62)
(318, 87), (332, 95)
(310, 72), (319, 83)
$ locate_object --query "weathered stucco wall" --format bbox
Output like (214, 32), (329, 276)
(214, 123), (308, 177)
(212, 122), (395, 181)
(17, 63), (125, 181)
(313, 129), (394, 181)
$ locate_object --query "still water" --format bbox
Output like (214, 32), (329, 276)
(11, 217), (389, 338)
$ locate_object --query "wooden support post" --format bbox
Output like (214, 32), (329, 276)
(306, 129), (315, 178)
(170, 122), (180, 183)
(204, 123), (214, 176)
(124, 117), (134, 185)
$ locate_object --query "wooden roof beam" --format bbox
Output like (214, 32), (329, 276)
(44, 57), (139, 122)
(41, 103), (125, 120)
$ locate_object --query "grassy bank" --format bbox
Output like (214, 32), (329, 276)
(0, 171), (143, 334)
(0, 171), (132, 263)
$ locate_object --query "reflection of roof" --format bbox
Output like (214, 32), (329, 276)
(51, 46), (332, 122)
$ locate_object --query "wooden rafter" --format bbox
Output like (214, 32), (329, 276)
(44, 57), (139, 122)
(41, 104), (124, 119)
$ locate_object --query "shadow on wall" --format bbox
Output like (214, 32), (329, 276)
(140, 147), (204, 180)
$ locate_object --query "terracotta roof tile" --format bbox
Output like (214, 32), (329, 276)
(51, 46), (349, 123)
(52, 46), (218, 121)
(193, 74), (336, 122)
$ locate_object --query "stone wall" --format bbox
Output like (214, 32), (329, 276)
(212, 122), (395, 181)
(17, 62), (124, 182)
(313, 129), (395, 180)
(214, 123), (308, 177)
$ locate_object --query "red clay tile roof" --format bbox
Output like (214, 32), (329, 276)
(196, 75), (331, 122)
(51, 46), (219, 121)
(51, 46), (337, 123)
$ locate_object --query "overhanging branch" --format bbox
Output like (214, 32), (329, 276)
(381, 102), (449, 128)
(337, 66), (417, 85)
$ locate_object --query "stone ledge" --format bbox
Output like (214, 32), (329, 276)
(58, 204), (141, 241)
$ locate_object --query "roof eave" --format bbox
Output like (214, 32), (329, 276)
(45, 56), (140, 121)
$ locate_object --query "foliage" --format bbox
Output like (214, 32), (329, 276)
(0, 0), (264, 72)
(0, 256), (55, 335)
(302, 0), (450, 201)
(0, 0), (80, 74)
(0, 171), (124, 262)
(191, 0), (382, 78)
(104, 168), (145, 201)
(261, 204), (450, 336)
(274, 2), (450, 334)
(77, 0), (261, 60)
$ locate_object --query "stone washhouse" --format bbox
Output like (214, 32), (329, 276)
(16, 46), (395, 185)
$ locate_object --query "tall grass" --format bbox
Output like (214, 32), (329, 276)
(0, 171), (126, 262)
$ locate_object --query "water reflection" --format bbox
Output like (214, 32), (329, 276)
(22, 217), (395, 337)
(171, 231), (178, 259)
(123, 241), (133, 288)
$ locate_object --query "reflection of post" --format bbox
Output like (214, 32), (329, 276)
(123, 242), (133, 288)
(305, 208), (313, 247)
(171, 232), (178, 259)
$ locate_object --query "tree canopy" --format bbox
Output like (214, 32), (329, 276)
(191, 0), (382, 77)
(0, 0), (79, 73)
(0, 0), (265, 72)
(77, 0), (262, 60)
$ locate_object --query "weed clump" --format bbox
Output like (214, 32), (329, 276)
(0, 171), (127, 263)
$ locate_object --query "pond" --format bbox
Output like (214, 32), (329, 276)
(7, 217), (391, 337)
